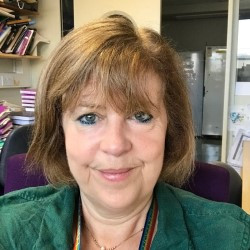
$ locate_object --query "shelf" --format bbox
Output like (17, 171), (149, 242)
(0, 85), (30, 89)
(0, 53), (41, 59)
(0, 2), (38, 16)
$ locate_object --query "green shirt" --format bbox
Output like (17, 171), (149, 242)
(0, 182), (249, 249)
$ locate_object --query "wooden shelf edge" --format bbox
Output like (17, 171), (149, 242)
(0, 54), (41, 59)
(0, 85), (31, 89)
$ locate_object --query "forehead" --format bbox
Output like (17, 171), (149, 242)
(76, 72), (164, 110)
(82, 72), (162, 98)
(62, 70), (165, 115)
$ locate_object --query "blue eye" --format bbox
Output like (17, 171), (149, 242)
(133, 112), (153, 123)
(78, 113), (98, 125)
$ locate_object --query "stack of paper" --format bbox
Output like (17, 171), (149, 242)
(0, 105), (13, 153)
(10, 110), (35, 126)
(20, 88), (36, 112)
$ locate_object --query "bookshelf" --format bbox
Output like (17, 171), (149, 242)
(0, 85), (30, 89)
(0, 2), (44, 99)
(0, 53), (40, 59)
(0, 0), (60, 106)
(0, 3), (40, 57)
(0, 2), (38, 16)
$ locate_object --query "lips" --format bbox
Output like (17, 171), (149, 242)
(98, 168), (133, 182)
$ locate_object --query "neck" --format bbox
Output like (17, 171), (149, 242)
(80, 192), (153, 249)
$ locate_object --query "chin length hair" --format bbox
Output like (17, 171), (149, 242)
(27, 15), (195, 188)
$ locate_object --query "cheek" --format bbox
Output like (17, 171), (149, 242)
(64, 130), (95, 184)
(135, 128), (166, 169)
(64, 129), (97, 166)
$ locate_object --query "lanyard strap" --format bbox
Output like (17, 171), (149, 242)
(73, 197), (158, 250)
(73, 198), (82, 250)
(138, 197), (158, 250)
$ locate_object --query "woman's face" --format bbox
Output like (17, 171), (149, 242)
(62, 73), (167, 213)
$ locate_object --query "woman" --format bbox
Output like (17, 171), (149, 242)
(0, 15), (249, 249)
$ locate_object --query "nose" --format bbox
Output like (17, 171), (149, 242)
(100, 119), (132, 157)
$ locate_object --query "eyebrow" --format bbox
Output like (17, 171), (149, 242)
(77, 101), (105, 110)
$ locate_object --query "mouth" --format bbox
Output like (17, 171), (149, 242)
(97, 168), (134, 182)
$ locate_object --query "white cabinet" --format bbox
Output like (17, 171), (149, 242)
(202, 46), (226, 136)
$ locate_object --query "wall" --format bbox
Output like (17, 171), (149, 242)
(161, 17), (228, 52)
(74, 0), (161, 32)
(161, 1), (228, 51)
(30, 0), (61, 88)
(0, 59), (33, 105)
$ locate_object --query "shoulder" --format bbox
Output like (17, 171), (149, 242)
(0, 184), (77, 208)
(0, 185), (78, 248)
(155, 182), (250, 249)
(156, 182), (248, 219)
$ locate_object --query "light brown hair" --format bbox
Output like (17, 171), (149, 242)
(28, 15), (195, 187)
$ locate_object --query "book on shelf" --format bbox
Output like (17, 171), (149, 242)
(0, 33), (8, 49)
(0, 7), (15, 18)
(21, 94), (36, 100)
(0, 105), (10, 120)
(0, 26), (19, 53)
(21, 99), (35, 104)
(0, 25), (11, 49)
(0, 21), (7, 34)
(5, 25), (27, 53)
(0, 21), (6, 32)
(12, 119), (34, 125)
(0, 5), (49, 56)
(19, 88), (36, 112)
(0, 6), (14, 14)
(22, 103), (35, 108)
(10, 111), (34, 121)
(20, 88), (36, 95)
(0, 25), (11, 44)
(24, 107), (35, 112)
(24, 29), (36, 55)
(0, 130), (11, 140)
(12, 26), (28, 53)
(12, 28), (28, 54)
(15, 29), (35, 55)
(0, 116), (10, 128)
(15, 29), (30, 55)
(0, 120), (12, 135)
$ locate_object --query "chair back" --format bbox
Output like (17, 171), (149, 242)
(0, 125), (32, 187)
(183, 161), (242, 206)
(0, 126), (242, 206)
(4, 153), (47, 194)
